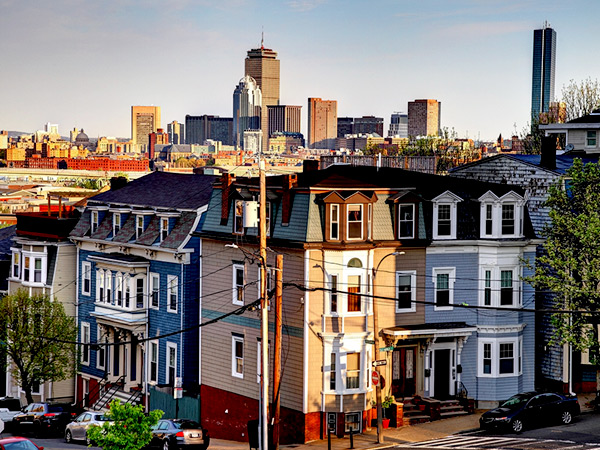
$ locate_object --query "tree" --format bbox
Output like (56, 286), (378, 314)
(529, 159), (600, 371)
(87, 399), (163, 450)
(0, 290), (77, 403)
(561, 77), (600, 121)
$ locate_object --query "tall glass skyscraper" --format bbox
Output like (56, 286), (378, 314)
(531, 23), (556, 122)
(233, 75), (262, 149)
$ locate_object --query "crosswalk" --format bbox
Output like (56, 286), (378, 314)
(394, 435), (600, 450)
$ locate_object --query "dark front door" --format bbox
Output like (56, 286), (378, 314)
(392, 347), (416, 398)
(434, 349), (450, 400)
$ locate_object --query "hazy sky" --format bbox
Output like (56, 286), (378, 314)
(2, 0), (599, 141)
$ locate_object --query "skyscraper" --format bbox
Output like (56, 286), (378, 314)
(531, 22), (557, 122)
(233, 75), (262, 149)
(308, 98), (337, 149)
(388, 112), (408, 138)
(245, 38), (280, 151)
(185, 115), (233, 146)
(267, 105), (301, 135)
(167, 120), (184, 144)
(132, 106), (161, 152)
(408, 99), (441, 137)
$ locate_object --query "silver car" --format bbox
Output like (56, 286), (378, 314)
(65, 411), (109, 445)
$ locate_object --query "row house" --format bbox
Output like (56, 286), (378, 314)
(69, 172), (215, 409)
(198, 164), (538, 443)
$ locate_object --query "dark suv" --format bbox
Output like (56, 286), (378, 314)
(13, 402), (76, 436)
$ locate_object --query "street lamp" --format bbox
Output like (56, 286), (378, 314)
(372, 251), (404, 444)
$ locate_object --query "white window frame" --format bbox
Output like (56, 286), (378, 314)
(477, 337), (523, 377)
(346, 204), (364, 240)
(166, 342), (177, 386)
(396, 270), (416, 313)
(232, 334), (244, 378)
(97, 269), (105, 303)
(20, 252), (47, 285)
(82, 262), (92, 296)
(398, 204), (415, 239)
(234, 200), (244, 235)
(149, 341), (159, 384)
(501, 203), (516, 236)
(11, 250), (20, 279)
(330, 204), (340, 240)
(160, 217), (169, 242)
(233, 264), (245, 306)
(96, 325), (106, 371)
(136, 215), (144, 239)
(115, 272), (123, 307)
(329, 274), (339, 315)
(113, 212), (121, 236)
(432, 267), (455, 311)
(345, 273), (363, 314)
(478, 266), (520, 308)
(432, 191), (461, 240)
(91, 210), (99, 234)
(150, 273), (160, 309)
(81, 322), (90, 366)
(167, 275), (178, 313)
(343, 352), (361, 391)
(105, 270), (112, 304)
(135, 277), (145, 309)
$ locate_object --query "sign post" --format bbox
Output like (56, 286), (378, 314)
(174, 377), (182, 419)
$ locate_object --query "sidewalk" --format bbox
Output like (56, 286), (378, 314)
(210, 393), (596, 450)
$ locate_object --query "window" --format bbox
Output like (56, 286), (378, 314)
(499, 343), (514, 374)
(136, 215), (144, 239)
(233, 264), (244, 305)
(12, 251), (20, 278)
(433, 268), (455, 310)
(97, 270), (104, 302)
(483, 342), (492, 374)
(96, 325), (105, 370)
(484, 270), (492, 306)
(330, 352), (337, 390)
(150, 273), (160, 309)
(124, 274), (131, 308)
(399, 204), (415, 239)
(485, 204), (493, 235)
(330, 204), (339, 240)
(113, 213), (121, 235)
(105, 270), (112, 304)
(367, 203), (372, 240)
(23, 256), (30, 281)
(347, 275), (362, 312)
(587, 130), (597, 147)
(346, 353), (360, 389)
(501, 204), (515, 235)
(115, 273), (123, 306)
(136, 278), (144, 309)
(234, 200), (244, 234)
(396, 271), (416, 312)
(167, 275), (178, 313)
(345, 413), (361, 434)
(500, 270), (513, 306)
(478, 338), (522, 377)
(33, 257), (42, 282)
(437, 204), (451, 236)
(166, 342), (177, 385)
(81, 322), (90, 365)
(347, 204), (363, 240)
(82, 262), (91, 295)
(150, 341), (158, 383)
(160, 218), (169, 242)
(330, 275), (338, 314)
(91, 210), (99, 234)
(232, 334), (244, 378)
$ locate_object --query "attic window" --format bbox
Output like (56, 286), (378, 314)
(91, 211), (98, 234)
(347, 204), (363, 240)
(398, 204), (414, 239)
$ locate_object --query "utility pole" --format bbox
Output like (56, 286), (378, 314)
(259, 157), (269, 450)
(272, 254), (283, 450)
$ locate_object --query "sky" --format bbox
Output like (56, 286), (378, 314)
(1, 0), (600, 142)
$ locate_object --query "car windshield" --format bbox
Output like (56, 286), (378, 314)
(173, 420), (201, 430)
(3, 440), (39, 450)
(500, 394), (531, 408)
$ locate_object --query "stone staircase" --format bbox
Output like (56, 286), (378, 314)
(398, 396), (473, 426)
(400, 397), (430, 425)
(439, 399), (469, 419)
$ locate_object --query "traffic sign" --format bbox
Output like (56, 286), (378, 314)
(380, 346), (394, 352)
(371, 371), (379, 386)
(372, 359), (387, 367)
(365, 339), (375, 345)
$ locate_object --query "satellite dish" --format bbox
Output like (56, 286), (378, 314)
(565, 144), (574, 152)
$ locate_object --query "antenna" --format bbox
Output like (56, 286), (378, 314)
(261, 27), (264, 49)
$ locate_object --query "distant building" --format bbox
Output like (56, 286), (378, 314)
(539, 101), (566, 124)
(233, 75), (262, 149)
(408, 99), (441, 137)
(70, 128), (80, 143)
(167, 121), (185, 145)
(267, 131), (304, 154)
(337, 117), (354, 138)
(243, 129), (262, 154)
(132, 106), (161, 152)
(149, 128), (169, 160)
(388, 112), (408, 138)
(267, 105), (301, 136)
(308, 97), (337, 149)
(0, 130), (8, 150)
(531, 22), (557, 122)
(337, 116), (384, 138)
(185, 115), (233, 146)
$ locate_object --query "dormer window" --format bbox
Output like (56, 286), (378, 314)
(160, 217), (169, 242)
(501, 204), (515, 235)
(323, 191), (375, 243)
(113, 213), (121, 235)
(330, 205), (339, 240)
(347, 204), (363, 240)
(485, 204), (493, 235)
(398, 204), (415, 239)
(91, 211), (99, 234)
(136, 215), (144, 239)
(479, 191), (525, 238)
(432, 191), (461, 240)
(437, 205), (451, 236)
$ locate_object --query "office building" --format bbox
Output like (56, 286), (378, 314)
(185, 115), (233, 146)
(233, 75), (262, 149)
(308, 98), (337, 149)
(267, 105), (301, 136)
(149, 128), (169, 160)
(353, 116), (384, 136)
(408, 99), (441, 137)
(388, 112), (408, 138)
(132, 106), (161, 152)
(167, 121), (185, 144)
(245, 39), (280, 151)
(531, 22), (557, 122)
(243, 129), (262, 154)
(337, 117), (354, 138)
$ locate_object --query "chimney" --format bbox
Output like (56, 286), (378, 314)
(281, 174), (297, 225)
(540, 135), (556, 171)
(221, 172), (235, 225)
(303, 159), (319, 173)
(110, 176), (128, 191)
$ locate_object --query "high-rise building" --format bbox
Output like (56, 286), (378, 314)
(233, 75), (262, 149)
(388, 112), (408, 138)
(267, 105), (301, 136)
(185, 115), (233, 146)
(132, 106), (161, 152)
(245, 39), (280, 151)
(308, 98), (337, 149)
(531, 22), (557, 122)
(167, 121), (185, 144)
(337, 117), (354, 138)
(353, 116), (384, 136)
(149, 128), (169, 160)
(407, 99), (441, 137)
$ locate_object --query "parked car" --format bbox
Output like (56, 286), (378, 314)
(146, 419), (210, 450)
(65, 411), (110, 445)
(0, 398), (22, 431)
(480, 391), (580, 433)
(12, 402), (76, 437)
(0, 437), (44, 450)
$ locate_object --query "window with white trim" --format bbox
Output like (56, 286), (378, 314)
(500, 270), (514, 306)
(478, 337), (523, 377)
(149, 341), (158, 383)
(501, 204), (515, 235)
(124, 274), (131, 308)
(82, 262), (91, 295)
(234, 200), (244, 234)
(23, 256), (30, 281)
(330, 204), (339, 240)
(166, 342), (177, 385)
(167, 275), (178, 313)
(160, 217), (169, 242)
(115, 273), (123, 307)
(347, 275), (362, 313)
(233, 264), (244, 305)
(480, 267), (520, 307)
(345, 413), (361, 434)
(433, 267), (455, 310)
(330, 274), (338, 314)
(329, 352), (337, 390)
(81, 322), (90, 365)
(12, 251), (20, 279)
(485, 204), (493, 236)
(396, 271), (416, 312)
(484, 270), (492, 306)
(437, 204), (451, 237)
(347, 204), (363, 240)
(113, 213), (121, 235)
(97, 270), (104, 302)
(398, 204), (415, 239)
(136, 215), (144, 239)
(432, 192), (461, 240)
(91, 210), (99, 234)
(136, 278), (144, 309)
(150, 273), (160, 309)
(232, 334), (244, 378)
(96, 325), (105, 371)
(345, 352), (360, 390)
(587, 130), (597, 147)
(105, 270), (112, 304)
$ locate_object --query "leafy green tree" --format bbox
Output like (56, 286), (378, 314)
(0, 290), (77, 403)
(87, 400), (163, 450)
(529, 159), (600, 367)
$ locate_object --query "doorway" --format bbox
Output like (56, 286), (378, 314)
(392, 347), (416, 398)
(433, 349), (451, 400)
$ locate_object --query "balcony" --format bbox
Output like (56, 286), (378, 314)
(91, 303), (148, 329)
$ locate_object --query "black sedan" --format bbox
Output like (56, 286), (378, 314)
(146, 419), (209, 450)
(480, 391), (580, 433)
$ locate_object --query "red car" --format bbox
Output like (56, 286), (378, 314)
(0, 437), (44, 450)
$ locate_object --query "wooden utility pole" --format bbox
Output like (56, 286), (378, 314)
(259, 158), (269, 450)
(272, 254), (283, 450)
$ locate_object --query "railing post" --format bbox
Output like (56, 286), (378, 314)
(327, 428), (331, 450)
(349, 426), (354, 449)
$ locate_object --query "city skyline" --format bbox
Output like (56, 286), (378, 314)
(2, 0), (599, 141)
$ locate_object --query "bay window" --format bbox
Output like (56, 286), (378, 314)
(345, 353), (360, 389)
(478, 337), (522, 377)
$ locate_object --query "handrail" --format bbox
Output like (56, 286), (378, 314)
(73, 372), (109, 412)
(126, 389), (143, 406)
(456, 381), (468, 399)
(93, 376), (125, 411)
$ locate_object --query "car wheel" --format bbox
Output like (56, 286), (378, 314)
(561, 410), (573, 424)
(511, 418), (524, 433)
(65, 430), (73, 443)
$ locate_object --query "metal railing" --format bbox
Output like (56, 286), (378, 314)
(92, 375), (125, 411)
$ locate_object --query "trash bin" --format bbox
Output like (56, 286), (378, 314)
(247, 419), (259, 450)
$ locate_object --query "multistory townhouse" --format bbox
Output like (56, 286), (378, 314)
(198, 164), (538, 444)
(69, 172), (215, 410)
(6, 208), (80, 403)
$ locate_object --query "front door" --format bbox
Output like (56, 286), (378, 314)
(433, 349), (450, 400)
(392, 347), (416, 398)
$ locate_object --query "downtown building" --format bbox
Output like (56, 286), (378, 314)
(408, 99), (441, 137)
(132, 106), (161, 153)
(531, 22), (557, 122)
(185, 115), (233, 146)
(308, 98), (337, 149)
(233, 75), (262, 149)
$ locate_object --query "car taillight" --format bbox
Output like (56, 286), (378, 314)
(71, 412), (77, 416)
(44, 413), (57, 417)
(175, 431), (184, 437)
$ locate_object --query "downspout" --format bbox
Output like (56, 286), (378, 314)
(145, 264), (149, 412)
(180, 262), (184, 383)
(74, 245), (80, 406)
(303, 249), (310, 414)
(198, 240), (203, 386)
